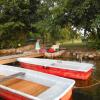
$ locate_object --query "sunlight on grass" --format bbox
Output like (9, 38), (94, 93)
(60, 39), (86, 49)
(64, 39), (82, 44)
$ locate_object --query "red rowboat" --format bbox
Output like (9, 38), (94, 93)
(0, 64), (75, 100)
(17, 58), (93, 80)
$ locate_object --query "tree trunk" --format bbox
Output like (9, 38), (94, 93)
(97, 28), (100, 39)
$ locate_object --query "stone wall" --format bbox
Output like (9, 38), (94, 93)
(0, 44), (34, 56)
(63, 50), (100, 60)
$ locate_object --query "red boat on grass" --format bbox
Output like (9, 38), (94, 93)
(17, 58), (93, 80)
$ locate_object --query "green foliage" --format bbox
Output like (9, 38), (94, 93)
(0, 0), (100, 49)
(59, 25), (78, 41)
(54, 0), (100, 42)
(33, 0), (79, 42)
(63, 0), (100, 39)
(87, 40), (100, 49)
(0, 0), (40, 49)
(28, 31), (40, 39)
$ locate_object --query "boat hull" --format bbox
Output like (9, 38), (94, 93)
(20, 62), (93, 80)
(0, 85), (72, 100)
(0, 88), (28, 100)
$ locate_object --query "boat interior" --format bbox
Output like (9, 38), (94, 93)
(0, 74), (49, 96)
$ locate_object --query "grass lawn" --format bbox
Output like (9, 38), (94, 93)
(60, 39), (87, 50)
(59, 39), (99, 51)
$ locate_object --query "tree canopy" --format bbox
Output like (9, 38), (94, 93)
(0, 0), (40, 48)
(0, 0), (100, 48)
(34, 0), (100, 42)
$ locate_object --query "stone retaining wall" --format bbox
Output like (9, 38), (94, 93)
(0, 45), (100, 60)
(63, 50), (100, 60)
(0, 44), (34, 56)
